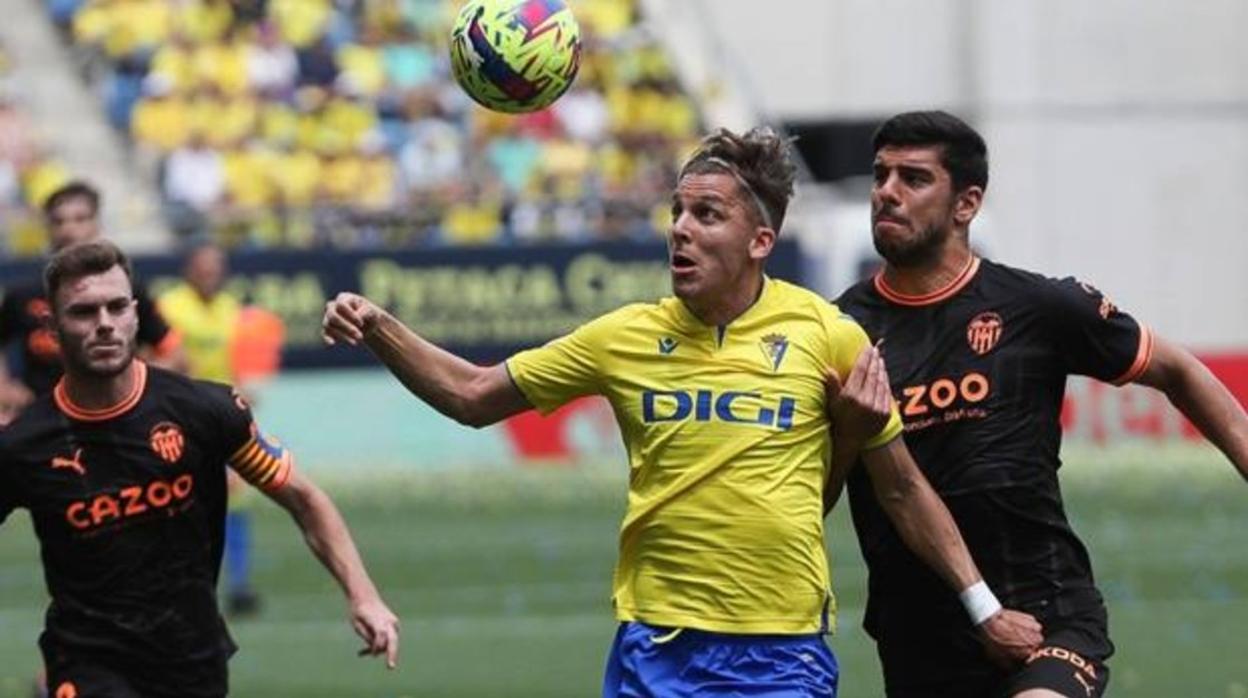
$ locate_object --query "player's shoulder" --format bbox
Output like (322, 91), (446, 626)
(831, 277), (881, 316)
(978, 258), (1108, 309)
(0, 394), (63, 453)
(145, 365), (239, 412)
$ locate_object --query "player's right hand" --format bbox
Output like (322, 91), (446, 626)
(322, 292), (383, 346)
(978, 608), (1044, 668)
(826, 342), (892, 441)
(350, 595), (401, 670)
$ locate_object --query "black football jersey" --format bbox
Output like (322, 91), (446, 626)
(0, 276), (175, 395)
(0, 363), (293, 690)
(835, 258), (1148, 658)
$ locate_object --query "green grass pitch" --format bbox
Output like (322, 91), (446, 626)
(1, 446), (1244, 697)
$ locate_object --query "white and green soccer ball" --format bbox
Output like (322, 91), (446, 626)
(449, 0), (582, 113)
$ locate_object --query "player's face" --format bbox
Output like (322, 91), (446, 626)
(871, 145), (958, 266)
(668, 172), (773, 306)
(53, 266), (138, 378)
(48, 197), (100, 250)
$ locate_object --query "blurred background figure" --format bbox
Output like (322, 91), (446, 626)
(158, 239), (282, 617)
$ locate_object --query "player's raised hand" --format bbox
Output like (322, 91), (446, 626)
(978, 608), (1044, 668)
(827, 343), (893, 441)
(350, 595), (400, 670)
(322, 292), (383, 346)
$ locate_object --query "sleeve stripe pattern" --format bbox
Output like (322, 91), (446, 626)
(1112, 324), (1155, 386)
(228, 427), (294, 492)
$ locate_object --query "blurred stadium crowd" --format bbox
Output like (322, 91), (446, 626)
(0, 0), (702, 255)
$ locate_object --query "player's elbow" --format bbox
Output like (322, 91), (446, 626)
(453, 382), (501, 429)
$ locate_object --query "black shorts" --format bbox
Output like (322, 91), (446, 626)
(1004, 622), (1110, 698)
(41, 638), (227, 698)
(883, 611), (1112, 698)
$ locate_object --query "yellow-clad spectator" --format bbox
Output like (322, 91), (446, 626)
(270, 0), (332, 49)
(540, 139), (593, 180)
(175, 0), (234, 45)
(189, 90), (259, 149)
(335, 39), (387, 99)
(441, 187), (503, 245)
(595, 142), (636, 192)
(131, 83), (192, 153)
(318, 147), (364, 206)
(147, 37), (196, 93)
(258, 101), (299, 146)
(659, 93), (699, 141)
(20, 159), (71, 211)
(192, 38), (251, 96)
(355, 137), (397, 210)
(571, 0), (633, 37)
(321, 94), (379, 150)
(223, 143), (277, 211)
(74, 0), (173, 60)
(270, 145), (322, 207)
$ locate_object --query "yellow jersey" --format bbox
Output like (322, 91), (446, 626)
(507, 278), (903, 634)
(158, 284), (241, 383)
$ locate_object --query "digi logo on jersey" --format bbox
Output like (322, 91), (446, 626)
(642, 390), (797, 430)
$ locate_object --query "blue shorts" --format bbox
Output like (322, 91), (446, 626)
(602, 621), (839, 698)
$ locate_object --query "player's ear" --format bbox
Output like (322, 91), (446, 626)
(953, 185), (984, 227)
(749, 225), (776, 261)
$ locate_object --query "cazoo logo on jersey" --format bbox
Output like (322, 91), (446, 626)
(642, 389), (798, 430)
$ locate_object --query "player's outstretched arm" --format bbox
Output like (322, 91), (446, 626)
(1133, 335), (1248, 481)
(265, 471), (401, 669)
(322, 292), (531, 427)
(862, 439), (1044, 665)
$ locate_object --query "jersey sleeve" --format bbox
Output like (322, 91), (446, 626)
(505, 309), (623, 415)
(134, 283), (181, 357)
(825, 304), (904, 449)
(1041, 277), (1153, 385)
(204, 382), (295, 492)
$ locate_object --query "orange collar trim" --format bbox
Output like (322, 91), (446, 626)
(875, 256), (981, 307)
(54, 361), (148, 422)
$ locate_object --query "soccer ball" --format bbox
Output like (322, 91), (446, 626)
(449, 0), (582, 113)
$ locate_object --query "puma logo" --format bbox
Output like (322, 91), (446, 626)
(51, 448), (86, 476)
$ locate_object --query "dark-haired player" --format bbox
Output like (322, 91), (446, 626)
(0, 180), (183, 423)
(0, 240), (399, 697)
(835, 110), (1248, 697)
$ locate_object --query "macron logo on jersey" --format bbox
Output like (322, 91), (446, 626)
(642, 389), (798, 431)
(658, 337), (679, 355)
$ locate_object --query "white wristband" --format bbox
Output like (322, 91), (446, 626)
(959, 581), (1003, 625)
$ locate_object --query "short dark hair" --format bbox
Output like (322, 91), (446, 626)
(679, 127), (798, 232)
(44, 240), (133, 307)
(43, 180), (101, 219)
(872, 111), (989, 192)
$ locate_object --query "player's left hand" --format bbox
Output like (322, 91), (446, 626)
(350, 596), (401, 669)
(827, 342), (892, 441)
(978, 608), (1043, 668)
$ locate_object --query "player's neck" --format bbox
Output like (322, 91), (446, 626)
(683, 274), (765, 327)
(62, 361), (140, 411)
(881, 242), (974, 297)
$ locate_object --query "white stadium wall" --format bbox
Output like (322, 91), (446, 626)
(694, 0), (1248, 351)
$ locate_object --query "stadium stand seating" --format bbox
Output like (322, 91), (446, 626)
(0, 40), (74, 257)
(32, 0), (701, 250)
